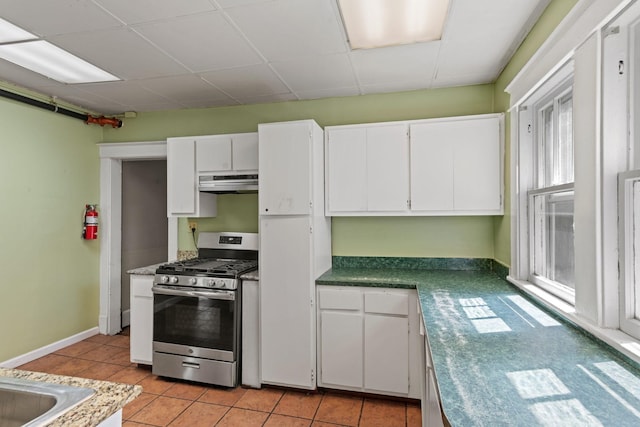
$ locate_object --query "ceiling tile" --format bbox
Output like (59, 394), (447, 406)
(236, 92), (298, 105)
(0, 59), (65, 88)
(49, 27), (188, 79)
(200, 64), (290, 99)
(360, 80), (435, 95)
(271, 54), (356, 91)
(432, 73), (496, 88)
(351, 42), (440, 86)
(0, 0), (121, 36)
(74, 81), (172, 105)
(119, 100), (187, 112)
(296, 86), (360, 100)
(140, 74), (234, 103)
(214, 0), (272, 8)
(93, 0), (217, 24)
(436, 41), (503, 77)
(133, 11), (263, 72)
(225, 0), (347, 61)
(182, 98), (241, 108)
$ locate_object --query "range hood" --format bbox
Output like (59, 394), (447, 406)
(199, 174), (258, 194)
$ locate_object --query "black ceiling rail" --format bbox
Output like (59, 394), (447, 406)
(0, 87), (122, 127)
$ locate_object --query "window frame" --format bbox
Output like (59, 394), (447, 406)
(528, 183), (576, 305)
(526, 79), (576, 304)
(619, 169), (640, 338)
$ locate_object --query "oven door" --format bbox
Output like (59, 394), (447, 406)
(151, 286), (238, 362)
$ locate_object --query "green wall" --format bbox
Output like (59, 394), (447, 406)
(0, 97), (103, 362)
(491, 0), (579, 266)
(105, 85), (498, 258)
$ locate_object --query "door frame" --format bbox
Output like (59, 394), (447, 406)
(98, 141), (178, 335)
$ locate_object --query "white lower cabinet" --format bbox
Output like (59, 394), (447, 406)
(242, 279), (260, 388)
(320, 311), (363, 388)
(419, 301), (445, 427)
(130, 274), (153, 365)
(317, 286), (421, 398)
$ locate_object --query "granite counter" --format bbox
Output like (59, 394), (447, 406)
(317, 266), (640, 427)
(0, 368), (141, 426)
(126, 262), (165, 276)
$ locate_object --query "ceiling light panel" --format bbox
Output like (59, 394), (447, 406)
(338, 0), (450, 49)
(0, 17), (36, 43)
(0, 40), (119, 84)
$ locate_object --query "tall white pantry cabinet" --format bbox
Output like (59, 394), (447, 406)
(258, 120), (331, 390)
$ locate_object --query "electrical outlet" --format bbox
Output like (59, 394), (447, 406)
(188, 221), (197, 232)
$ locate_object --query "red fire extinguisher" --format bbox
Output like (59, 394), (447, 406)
(83, 204), (99, 240)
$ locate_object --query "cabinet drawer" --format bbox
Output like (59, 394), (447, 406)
(131, 275), (153, 298)
(364, 292), (408, 316)
(319, 288), (362, 310)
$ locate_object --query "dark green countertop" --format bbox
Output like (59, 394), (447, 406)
(317, 266), (640, 427)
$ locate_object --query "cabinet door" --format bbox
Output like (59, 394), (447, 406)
(319, 311), (363, 388)
(167, 138), (197, 216)
(366, 125), (409, 212)
(411, 116), (501, 213)
(196, 135), (232, 172)
(410, 123), (455, 211)
(232, 133), (259, 171)
(364, 314), (409, 394)
(427, 368), (445, 427)
(130, 275), (153, 364)
(453, 117), (501, 211)
(259, 122), (311, 215)
(241, 280), (260, 388)
(260, 216), (315, 389)
(326, 128), (367, 213)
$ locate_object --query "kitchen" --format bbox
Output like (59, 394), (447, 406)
(3, 0), (640, 426)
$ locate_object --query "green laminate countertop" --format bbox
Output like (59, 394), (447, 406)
(317, 267), (640, 427)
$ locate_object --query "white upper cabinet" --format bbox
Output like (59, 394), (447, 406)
(196, 133), (258, 173)
(326, 128), (367, 212)
(410, 115), (502, 214)
(325, 114), (503, 216)
(326, 124), (409, 214)
(259, 121), (312, 215)
(166, 136), (217, 218)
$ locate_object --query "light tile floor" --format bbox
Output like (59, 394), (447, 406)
(17, 330), (422, 426)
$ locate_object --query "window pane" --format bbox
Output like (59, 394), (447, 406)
(556, 94), (574, 185)
(537, 94), (574, 188)
(532, 191), (575, 291)
(540, 105), (554, 187)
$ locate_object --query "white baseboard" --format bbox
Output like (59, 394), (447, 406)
(122, 309), (130, 328)
(0, 327), (99, 369)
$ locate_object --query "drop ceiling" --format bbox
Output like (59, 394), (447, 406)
(0, 0), (550, 115)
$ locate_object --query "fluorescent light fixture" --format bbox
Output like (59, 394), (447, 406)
(338, 0), (450, 50)
(0, 17), (36, 43)
(0, 40), (119, 84)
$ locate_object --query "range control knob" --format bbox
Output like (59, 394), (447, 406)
(206, 279), (215, 287)
(189, 278), (197, 285)
(169, 276), (179, 284)
(161, 275), (169, 284)
(219, 281), (226, 288)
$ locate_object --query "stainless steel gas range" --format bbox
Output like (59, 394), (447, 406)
(151, 232), (258, 387)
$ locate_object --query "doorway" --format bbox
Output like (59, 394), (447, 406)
(99, 141), (178, 335)
(120, 160), (168, 327)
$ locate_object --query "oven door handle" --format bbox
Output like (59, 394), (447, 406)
(151, 286), (236, 301)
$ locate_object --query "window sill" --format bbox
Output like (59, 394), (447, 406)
(507, 276), (640, 366)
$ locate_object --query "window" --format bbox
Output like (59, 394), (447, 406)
(528, 86), (576, 304)
(620, 171), (640, 338)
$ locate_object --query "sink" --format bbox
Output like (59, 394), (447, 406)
(0, 376), (94, 427)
